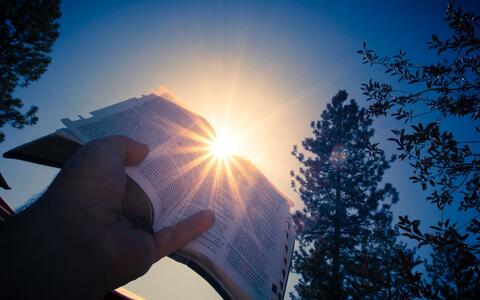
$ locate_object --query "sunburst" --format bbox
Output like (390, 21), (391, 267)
(209, 134), (238, 159)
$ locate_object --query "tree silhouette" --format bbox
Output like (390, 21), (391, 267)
(291, 91), (416, 299)
(358, 1), (480, 298)
(0, 0), (61, 142)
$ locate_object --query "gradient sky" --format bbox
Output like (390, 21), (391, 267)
(1, 0), (478, 299)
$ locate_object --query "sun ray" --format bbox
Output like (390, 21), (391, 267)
(232, 96), (301, 143)
(175, 152), (214, 178)
(223, 157), (246, 211)
(228, 156), (258, 186)
(178, 119), (217, 144)
(179, 154), (218, 208)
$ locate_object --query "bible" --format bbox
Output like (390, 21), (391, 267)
(4, 89), (295, 300)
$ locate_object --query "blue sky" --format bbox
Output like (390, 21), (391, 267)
(1, 0), (478, 298)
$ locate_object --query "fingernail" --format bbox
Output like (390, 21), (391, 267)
(195, 210), (215, 231)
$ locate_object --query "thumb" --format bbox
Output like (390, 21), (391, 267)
(154, 210), (215, 260)
(70, 135), (149, 168)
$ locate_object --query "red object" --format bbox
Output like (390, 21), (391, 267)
(0, 171), (14, 221)
(0, 195), (14, 222)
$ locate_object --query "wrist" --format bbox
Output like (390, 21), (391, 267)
(0, 197), (112, 299)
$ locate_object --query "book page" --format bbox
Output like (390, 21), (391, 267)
(232, 173), (294, 300)
(62, 94), (199, 151)
(126, 134), (211, 228)
(62, 94), (211, 221)
(160, 157), (295, 300)
(62, 92), (295, 299)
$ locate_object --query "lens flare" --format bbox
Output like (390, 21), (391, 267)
(210, 134), (238, 159)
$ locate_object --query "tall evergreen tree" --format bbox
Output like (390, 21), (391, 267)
(0, 0), (61, 142)
(291, 91), (416, 299)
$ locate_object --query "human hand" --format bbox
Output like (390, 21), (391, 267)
(0, 136), (215, 299)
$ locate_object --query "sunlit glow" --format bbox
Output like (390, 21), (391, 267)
(329, 143), (348, 167)
(210, 133), (239, 159)
(147, 54), (303, 214)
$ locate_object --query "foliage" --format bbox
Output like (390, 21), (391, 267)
(291, 90), (416, 299)
(0, 0), (61, 142)
(358, 1), (480, 298)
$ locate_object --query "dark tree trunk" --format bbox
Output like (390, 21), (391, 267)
(332, 103), (343, 300)
(332, 170), (342, 300)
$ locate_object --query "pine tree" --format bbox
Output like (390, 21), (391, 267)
(349, 208), (424, 299)
(291, 91), (417, 299)
(0, 0), (61, 142)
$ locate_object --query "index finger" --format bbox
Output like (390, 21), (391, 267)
(70, 136), (149, 168)
(46, 136), (149, 205)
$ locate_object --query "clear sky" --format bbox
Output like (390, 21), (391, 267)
(1, 0), (478, 298)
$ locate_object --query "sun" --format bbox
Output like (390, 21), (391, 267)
(210, 134), (238, 159)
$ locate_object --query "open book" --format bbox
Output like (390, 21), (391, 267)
(4, 89), (295, 300)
